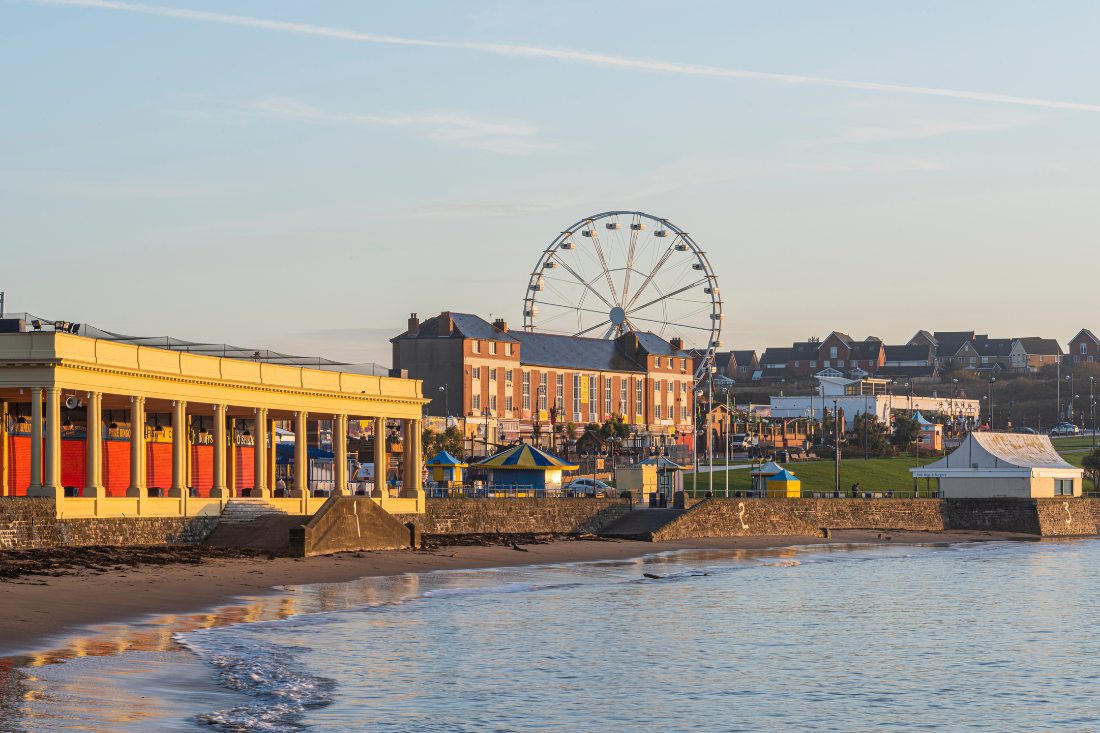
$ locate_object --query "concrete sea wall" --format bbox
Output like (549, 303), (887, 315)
(652, 497), (1100, 541)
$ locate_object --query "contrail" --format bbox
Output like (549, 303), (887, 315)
(30, 0), (1100, 113)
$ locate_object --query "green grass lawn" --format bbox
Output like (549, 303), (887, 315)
(685, 456), (939, 497)
(1050, 436), (1099, 451)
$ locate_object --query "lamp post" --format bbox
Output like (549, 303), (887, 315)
(1091, 377), (1096, 449)
(438, 384), (449, 418)
(708, 366), (716, 497)
(1067, 374), (1075, 423)
(987, 377), (996, 430)
(725, 389), (731, 498)
(833, 399), (841, 496)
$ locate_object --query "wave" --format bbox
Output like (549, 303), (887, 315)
(177, 630), (335, 732)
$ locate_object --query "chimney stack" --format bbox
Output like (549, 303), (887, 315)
(670, 337), (683, 351)
(493, 318), (508, 333)
(437, 311), (454, 336)
(407, 313), (420, 336)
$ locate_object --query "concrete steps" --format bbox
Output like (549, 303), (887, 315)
(217, 498), (288, 525)
(597, 508), (686, 540)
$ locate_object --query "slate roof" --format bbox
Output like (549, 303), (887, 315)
(633, 332), (689, 357)
(910, 330), (937, 346)
(849, 339), (883, 360)
(791, 341), (819, 358)
(933, 331), (976, 356)
(731, 350), (758, 366)
(760, 347), (794, 365)
(1014, 337), (1063, 355)
(513, 331), (645, 372)
(973, 338), (1014, 358)
(399, 312), (519, 342)
(884, 344), (933, 362)
(1072, 328), (1100, 345)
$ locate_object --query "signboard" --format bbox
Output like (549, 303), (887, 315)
(538, 409), (548, 422)
(580, 378), (589, 404)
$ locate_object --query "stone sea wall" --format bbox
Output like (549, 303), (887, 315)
(0, 498), (219, 549)
(652, 497), (1100, 541)
(397, 497), (633, 536)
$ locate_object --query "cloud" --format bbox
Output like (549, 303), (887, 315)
(832, 119), (1031, 144)
(249, 97), (549, 155)
(29, 0), (1100, 113)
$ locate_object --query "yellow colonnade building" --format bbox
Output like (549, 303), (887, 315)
(0, 330), (428, 518)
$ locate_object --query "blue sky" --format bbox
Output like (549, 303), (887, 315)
(3, 1), (1099, 364)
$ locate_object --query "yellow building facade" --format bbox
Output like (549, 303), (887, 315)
(0, 331), (428, 518)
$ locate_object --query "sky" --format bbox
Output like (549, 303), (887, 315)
(3, 1), (1099, 365)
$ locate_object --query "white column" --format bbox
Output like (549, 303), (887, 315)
(85, 392), (104, 497)
(372, 417), (386, 498)
(41, 387), (62, 495)
(402, 418), (423, 497)
(211, 404), (227, 497)
(333, 414), (348, 496)
(127, 396), (146, 497)
(29, 387), (43, 492)
(170, 400), (187, 497)
(293, 411), (307, 497)
(253, 408), (269, 497)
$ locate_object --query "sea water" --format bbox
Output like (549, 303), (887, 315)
(3, 539), (1100, 732)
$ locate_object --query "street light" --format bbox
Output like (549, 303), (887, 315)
(1067, 374), (1075, 423)
(987, 377), (996, 430)
(1091, 377), (1097, 449)
(438, 384), (449, 418)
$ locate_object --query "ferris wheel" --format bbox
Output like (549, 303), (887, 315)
(523, 211), (723, 380)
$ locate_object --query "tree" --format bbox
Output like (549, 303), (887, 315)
(850, 412), (892, 457)
(891, 413), (921, 448)
(422, 425), (467, 460)
(598, 414), (630, 442)
(1082, 449), (1100, 492)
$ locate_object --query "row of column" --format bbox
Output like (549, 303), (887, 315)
(18, 388), (423, 499)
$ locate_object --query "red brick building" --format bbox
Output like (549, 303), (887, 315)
(392, 312), (695, 455)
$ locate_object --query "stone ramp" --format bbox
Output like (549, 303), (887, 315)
(290, 497), (415, 557)
(204, 514), (308, 554)
(597, 508), (686, 540)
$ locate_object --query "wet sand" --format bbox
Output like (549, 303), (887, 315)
(0, 530), (1034, 657)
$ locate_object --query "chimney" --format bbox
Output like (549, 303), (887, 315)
(670, 337), (683, 352)
(493, 318), (508, 333)
(437, 312), (454, 336)
(407, 313), (420, 336)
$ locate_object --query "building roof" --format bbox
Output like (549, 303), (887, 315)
(473, 444), (578, 471)
(825, 331), (853, 345)
(632, 331), (689, 357)
(973, 338), (1014, 358)
(425, 450), (467, 467)
(884, 344), (933, 362)
(731, 350), (758, 365)
(914, 432), (1078, 475)
(933, 331), (976, 356)
(849, 339), (883, 360)
(513, 331), (645, 372)
(767, 468), (799, 482)
(713, 351), (734, 371)
(910, 330), (938, 346)
(760, 347), (794, 365)
(1071, 328), (1100, 345)
(791, 341), (819, 358)
(750, 461), (785, 476)
(1014, 337), (1063, 356)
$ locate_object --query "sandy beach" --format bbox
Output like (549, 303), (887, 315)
(0, 529), (1037, 658)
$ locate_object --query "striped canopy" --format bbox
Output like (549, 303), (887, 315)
(473, 444), (579, 471)
(425, 450), (468, 468)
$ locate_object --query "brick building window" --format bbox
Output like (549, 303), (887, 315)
(472, 394), (481, 410)
(506, 395), (513, 413)
(472, 366), (481, 379)
(489, 342), (497, 355)
(489, 368), (497, 381)
(556, 373), (565, 409)
(505, 369), (513, 383)
(522, 371), (531, 410)
(635, 379), (643, 418)
(538, 373), (548, 412)
(489, 395), (497, 412)
(604, 377), (612, 416)
(573, 373), (582, 420)
(620, 379), (627, 413)
(589, 375), (598, 419)
(472, 340), (480, 354)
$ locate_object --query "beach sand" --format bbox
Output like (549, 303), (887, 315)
(0, 530), (1033, 657)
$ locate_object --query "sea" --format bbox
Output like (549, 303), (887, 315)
(2, 538), (1099, 732)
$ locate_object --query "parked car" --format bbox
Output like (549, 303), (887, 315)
(565, 478), (613, 497)
(728, 433), (752, 451)
(1050, 423), (1080, 436)
(1013, 427), (1038, 435)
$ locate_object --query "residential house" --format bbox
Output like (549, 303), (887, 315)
(1068, 329), (1100, 365)
(879, 344), (937, 380)
(730, 350), (759, 379)
(972, 338), (1014, 372)
(1009, 338), (1063, 373)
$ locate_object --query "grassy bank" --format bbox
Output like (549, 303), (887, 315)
(686, 440), (1095, 497)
